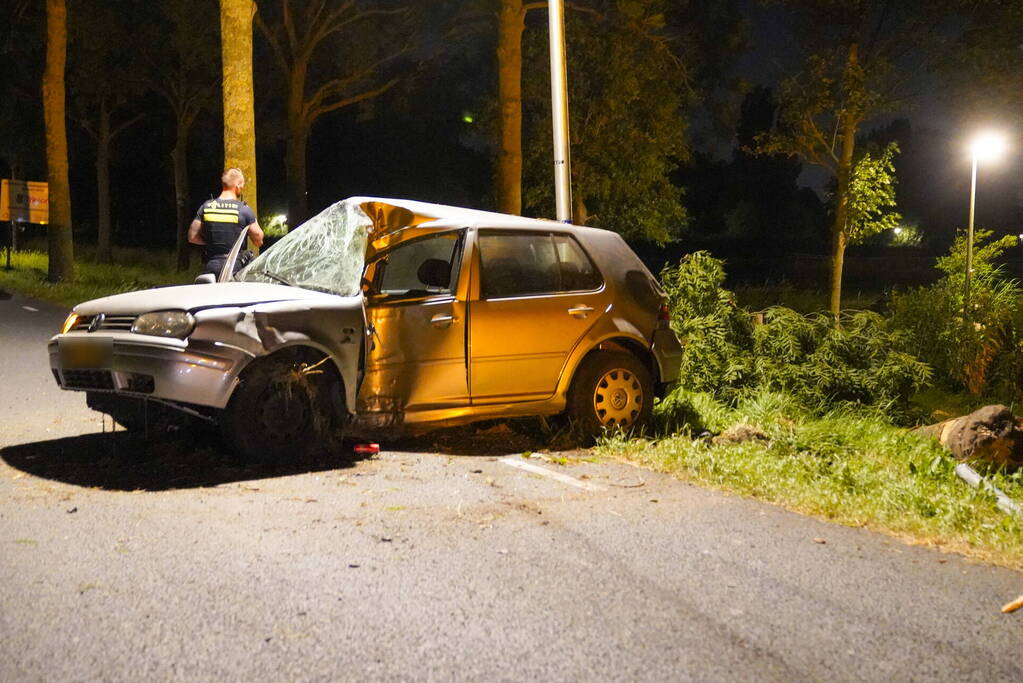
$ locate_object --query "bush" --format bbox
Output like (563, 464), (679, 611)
(890, 231), (1022, 399)
(658, 251), (931, 427)
(752, 308), (930, 411)
(659, 251), (755, 401)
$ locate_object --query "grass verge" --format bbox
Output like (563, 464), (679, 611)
(599, 390), (1023, 570)
(0, 249), (193, 310)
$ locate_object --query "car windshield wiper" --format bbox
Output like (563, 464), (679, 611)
(254, 270), (293, 286)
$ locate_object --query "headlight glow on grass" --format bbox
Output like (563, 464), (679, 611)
(60, 313), (79, 334)
(131, 311), (195, 338)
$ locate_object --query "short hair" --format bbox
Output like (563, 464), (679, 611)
(221, 168), (245, 189)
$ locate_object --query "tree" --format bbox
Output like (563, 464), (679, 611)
(69, 1), (144, 264)
(144, 0), (218, 271)
(255, 0), (413, 225)
(522, 0), (689, 242)
(43, 0), (73, 282)
(221, 0), (259, 219)
(756, 1), (949, 316)
(494, 0), (544, 215)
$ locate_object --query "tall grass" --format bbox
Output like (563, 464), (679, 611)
(0, 249), (193, 309)
(604, 389), (1023, 569)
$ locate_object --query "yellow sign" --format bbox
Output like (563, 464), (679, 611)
(1, 179), (49, 224)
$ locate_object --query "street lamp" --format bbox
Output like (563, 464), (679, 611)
(965, 131), (1007, 316)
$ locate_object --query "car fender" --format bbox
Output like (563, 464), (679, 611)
(191, 298), (364, 414)
(555, 314), (652, 397)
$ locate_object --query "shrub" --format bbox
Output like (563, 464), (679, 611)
(752, 308), (930, 411)
(658, 252), (931, 428)
(890, 231), (1022, 398)
(659, 251), (755, 401)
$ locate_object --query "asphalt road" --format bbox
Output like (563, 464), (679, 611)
(1, 288), (1021, 681)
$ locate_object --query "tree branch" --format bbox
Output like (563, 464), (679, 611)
(110, 112), (144, 140)
(309, 78), (399, 121)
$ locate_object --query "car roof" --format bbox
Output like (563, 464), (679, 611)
(352, 196), (606, 233)
(352, 196), (611, 256)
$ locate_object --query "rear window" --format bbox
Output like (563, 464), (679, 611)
(479, 232), (602, 299)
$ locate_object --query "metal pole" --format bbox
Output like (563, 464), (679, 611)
(965, 154), (977, 317)
(547, 0), (573, 223)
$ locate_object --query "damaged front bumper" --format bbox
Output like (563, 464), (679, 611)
(48, 332), (252, 409)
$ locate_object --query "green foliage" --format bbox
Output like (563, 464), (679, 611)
(891, 230), (1023, 398)
(845, 142), (901, 244)
(522, 0), (688, 242)
(607, 389), (1023, 569)
(659, 252), (754, 400)
(660, 251), (931, 413)
(752, 307), (930, 410)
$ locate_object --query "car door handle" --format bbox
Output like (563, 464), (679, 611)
(430, 313), (456, 328)
(568, 305), (595, 318)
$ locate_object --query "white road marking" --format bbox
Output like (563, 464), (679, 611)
(22, 306), (38, 312)
(499, 456), (607, 492)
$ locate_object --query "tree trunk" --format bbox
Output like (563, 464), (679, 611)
(828, 43), (860, 319)
(95, 101), (113, 264)
(285, 126), (308, 227)
(573, 191), (587, 225)
(220, 0), (258, 220)
(172, 118), (191, 271)
(43, 0), (74, 282)
(285, 63), (309, 226)
(496, 0), (525, 215)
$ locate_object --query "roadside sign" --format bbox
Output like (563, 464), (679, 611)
(1, 179), (49, 224)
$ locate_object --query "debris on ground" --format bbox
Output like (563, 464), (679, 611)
(354, 443), (380, 457)
(1000, 595), (1023, 614)
(916, 405), (1023, 471)
(712, 423), (770, 447)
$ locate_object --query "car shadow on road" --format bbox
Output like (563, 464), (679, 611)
(0, 430), (360, 491)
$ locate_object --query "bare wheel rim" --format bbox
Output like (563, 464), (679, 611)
(592, 367), (643, 428)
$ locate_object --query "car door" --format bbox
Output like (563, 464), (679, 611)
(359, 231), (468, 414)
(468, 230), (609, 403)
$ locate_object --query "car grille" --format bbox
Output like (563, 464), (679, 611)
(70, 314), (138, 332)
(62, 369), (116, 391)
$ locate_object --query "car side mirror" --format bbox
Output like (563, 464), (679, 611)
(194, 273), (216, 285)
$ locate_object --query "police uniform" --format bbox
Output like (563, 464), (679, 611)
(195, 198), (257, 275)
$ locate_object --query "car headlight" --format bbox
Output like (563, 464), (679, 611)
(131, 311), (195, 338)
(60, 313), (80, 334)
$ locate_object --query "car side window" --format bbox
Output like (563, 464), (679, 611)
(372, 232), (460, 299)
(553, 234), (602, 291)
(479, 232), (602, 299)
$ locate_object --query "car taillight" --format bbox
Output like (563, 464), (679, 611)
(658, 304), (670, 322)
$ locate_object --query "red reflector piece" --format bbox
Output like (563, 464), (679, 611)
(354, 443), (380, 456)
(658, 304), (670, 322)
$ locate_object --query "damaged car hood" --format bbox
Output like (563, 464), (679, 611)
(73, 282), (342, 316)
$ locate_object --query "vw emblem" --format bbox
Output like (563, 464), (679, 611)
(88, 313), (105, 333)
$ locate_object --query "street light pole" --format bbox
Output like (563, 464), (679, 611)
(965, 152), (977, 317)
(547, 0), (573, 223)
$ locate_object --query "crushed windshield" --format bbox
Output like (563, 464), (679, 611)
(234, 200), (372, 296)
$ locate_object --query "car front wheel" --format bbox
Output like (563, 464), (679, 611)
(567, 351), (652, 441)
(221, 349), (344, 463)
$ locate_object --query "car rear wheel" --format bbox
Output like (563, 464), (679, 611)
(221, 349), (344, 463)
(567, 351), (652, 442)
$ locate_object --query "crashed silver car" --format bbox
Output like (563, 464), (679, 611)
(50, 198), (682, 460)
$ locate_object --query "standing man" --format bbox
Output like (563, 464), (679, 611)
(188, 168), (264, 276)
